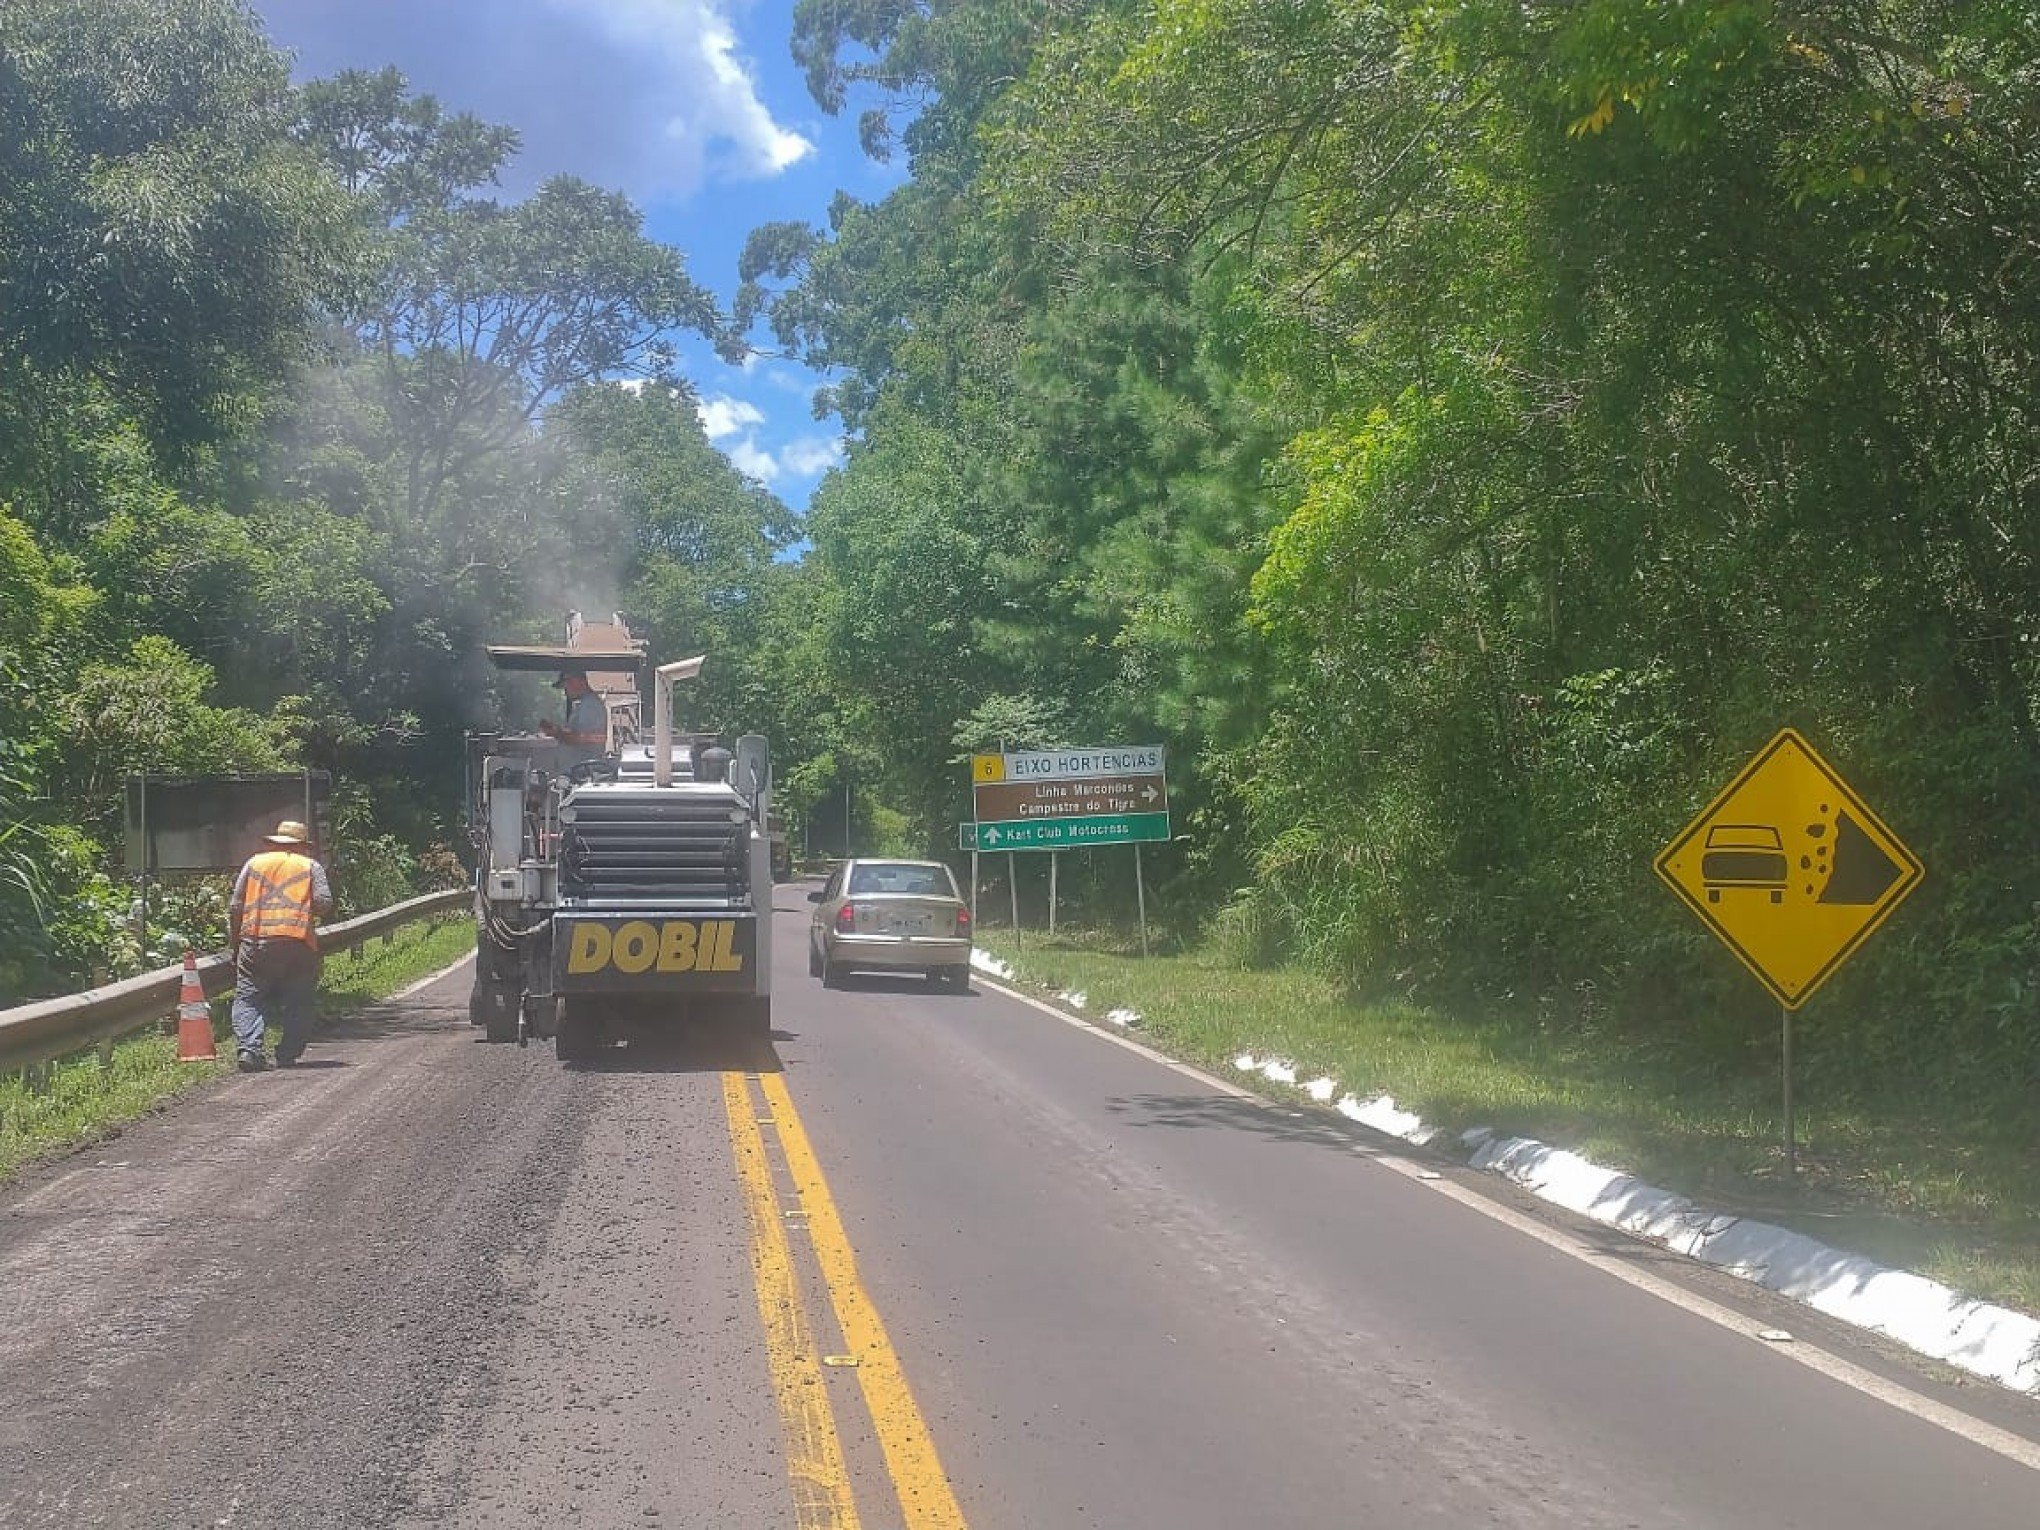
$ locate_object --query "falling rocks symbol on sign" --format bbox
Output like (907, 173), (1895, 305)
(1817, 811), (1906, 906)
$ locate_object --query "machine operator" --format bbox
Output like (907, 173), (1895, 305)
(539, 668), (608, 747)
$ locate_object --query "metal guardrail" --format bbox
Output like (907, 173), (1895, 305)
(0, 888), (470, 1075)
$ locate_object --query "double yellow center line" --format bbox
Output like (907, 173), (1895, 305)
(723, 1070), (969, 1530)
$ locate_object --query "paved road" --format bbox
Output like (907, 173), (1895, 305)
(1, 889), (2036, 1528)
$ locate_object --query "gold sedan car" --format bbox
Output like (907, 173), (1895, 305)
(808, 859), (973, 990)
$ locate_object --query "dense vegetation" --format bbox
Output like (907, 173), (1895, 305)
(0, 0), (803, 993)
(5, 1), (2037, 1130)
(750, 0), (2040, 1121)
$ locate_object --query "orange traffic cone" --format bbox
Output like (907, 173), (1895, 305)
(176, 949), (217, 1063)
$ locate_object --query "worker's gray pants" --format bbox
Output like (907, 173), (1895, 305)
(231, 939), (321, 1062)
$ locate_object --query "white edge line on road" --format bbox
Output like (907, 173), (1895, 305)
(384, 949), (474, 1004)
(966, 972), (2040, 1475)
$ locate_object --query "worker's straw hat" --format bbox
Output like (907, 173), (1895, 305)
(265, 820), (312, 846)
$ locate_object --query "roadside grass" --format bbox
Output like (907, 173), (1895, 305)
(975, 929), (2040, 1318)
(0, 915), (474, 1184)
(318, 916), (475, 1011)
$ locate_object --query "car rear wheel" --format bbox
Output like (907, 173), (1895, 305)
(821, 959), (846, 989)
(935, 966), (970, 992)
(809, 939), (823, 978)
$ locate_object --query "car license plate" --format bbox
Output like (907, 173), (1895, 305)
(885, 912), (933, 935)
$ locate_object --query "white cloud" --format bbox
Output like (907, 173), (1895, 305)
(778, 436), (844, 476)
(698, 394), (765, 441)
(699, 398), (839, 486)
(727, 437), (780, 483)
(260, 0), (812, 202)
(547, 0), (813, 187)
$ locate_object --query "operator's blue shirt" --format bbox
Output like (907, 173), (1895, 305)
(567, 692), (606, 737)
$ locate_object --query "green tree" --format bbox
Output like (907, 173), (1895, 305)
(0, 507), (100, 995)
(54, 636), (294, 841)
(544, 380), (799, 743)
(755, 0), (2040, 1105)
(297, 74), (722, 522)
(0, 0), (354, 464)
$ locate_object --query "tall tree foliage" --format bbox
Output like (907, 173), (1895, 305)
(762, 0), (2040, 1102)
(296, 71), (721, 523)
(236, 71), (778, 862)
(0, 0), (356, 992)
(745, 0), (1286, 895)
(0, 16), (794, 997)
(0, 0), (351, 467)
(544, 380), (802, 747)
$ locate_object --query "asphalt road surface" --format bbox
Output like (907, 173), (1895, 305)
(2, 889), (2037, 1528)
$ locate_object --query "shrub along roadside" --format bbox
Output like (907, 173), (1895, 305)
(973, 930), (2040, 1321)
(0, 916), (474, 1183)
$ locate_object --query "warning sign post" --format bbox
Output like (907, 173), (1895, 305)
(1654, 729), (1922, 1009)
(1655, 729), (1923, 1176)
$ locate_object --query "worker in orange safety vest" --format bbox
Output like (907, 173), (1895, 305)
(228, 819), (333, 1072)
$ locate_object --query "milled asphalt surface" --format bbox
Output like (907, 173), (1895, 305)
(1, 887), (2036, 1527)
(0, 974), (790, 1529)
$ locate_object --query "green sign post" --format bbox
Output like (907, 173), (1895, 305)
(964, 744), (1171, 959)
(973, 812), (1169, 852)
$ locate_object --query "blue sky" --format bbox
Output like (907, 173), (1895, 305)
(252, 0), (905, 511)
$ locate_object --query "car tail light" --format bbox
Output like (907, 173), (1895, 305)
(954, 905), (971, 937)
(835, 903), (859, 934)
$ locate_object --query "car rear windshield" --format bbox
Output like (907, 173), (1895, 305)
(847, 864), (955, 897)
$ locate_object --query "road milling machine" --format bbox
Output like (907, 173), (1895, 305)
(465, 615), (773, 1060)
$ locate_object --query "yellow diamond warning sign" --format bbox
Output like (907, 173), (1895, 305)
(1655, 729), (1923, 1009)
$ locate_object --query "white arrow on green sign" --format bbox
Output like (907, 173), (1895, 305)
(974, 813), (1169, 851)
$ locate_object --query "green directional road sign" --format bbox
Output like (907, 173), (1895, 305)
(974, 813), (1169, 852)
